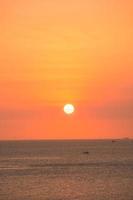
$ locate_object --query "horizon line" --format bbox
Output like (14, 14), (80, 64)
(0, 137), (132, 142)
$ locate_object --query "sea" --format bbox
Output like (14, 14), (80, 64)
(0, 139), (133, 200)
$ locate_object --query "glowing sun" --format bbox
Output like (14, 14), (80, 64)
(63, 104), (75, 115)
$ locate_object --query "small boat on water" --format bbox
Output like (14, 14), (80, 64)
(83, 151), (89, 154)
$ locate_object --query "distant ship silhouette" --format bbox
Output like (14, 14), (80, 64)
(112, 140), (116, 143)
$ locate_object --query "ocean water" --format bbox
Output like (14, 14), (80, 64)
(0, 140), (133, 200)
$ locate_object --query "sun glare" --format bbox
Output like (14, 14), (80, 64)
(63, 104), (75, 115)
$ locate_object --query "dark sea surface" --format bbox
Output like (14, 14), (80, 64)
(0, 139), (133, 200)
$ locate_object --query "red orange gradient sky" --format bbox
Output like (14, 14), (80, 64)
(0, 0), (133, 140)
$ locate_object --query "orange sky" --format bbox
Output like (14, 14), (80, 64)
(0, 0), (133, 140)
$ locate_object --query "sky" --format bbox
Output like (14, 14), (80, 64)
(0, 0), (133, 140)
